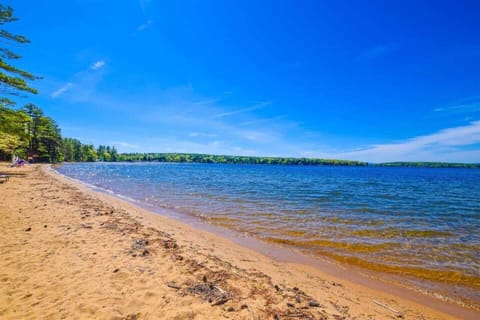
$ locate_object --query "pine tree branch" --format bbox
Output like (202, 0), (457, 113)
(0, 72), (37, 94)
(0, 58), (38, 80)
(0, 5), (18, 25)
(0, 5), (38, 99)
(0, 48), (20, 59)
(0, 30), (30, 44)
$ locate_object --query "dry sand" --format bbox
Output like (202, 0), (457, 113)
(0, 163), (478, 319)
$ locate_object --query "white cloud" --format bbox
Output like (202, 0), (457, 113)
(51, 82), (73, 98)
(114, 141), (140, 149)
(139, 0), (151, 13)
(137, 19), (153, 31)
(91, 60), (105, 70)
(188, 132), (217, 138)
(213, 101), (271, 118)
(111, 141), (141, 152)
(239, 115), (287, 126)
(335, 121), (480, 162)
(433, 102), (480, 113)
(237, 129), (272, 142)
(144, 138), (225, 154)
(52, 80), (480, 163)
(192, 98), (220, 105)
(50, 61), (108, 101)
(143, 137), (263, 157)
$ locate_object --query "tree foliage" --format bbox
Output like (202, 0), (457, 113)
(115, 153), (368, 166)
(0, 103), (63, 162)
(0, 102), (29, 159)
(61, 138), (118, 163)
(377, 162), (480, 169)
(0, 5), (39, 99)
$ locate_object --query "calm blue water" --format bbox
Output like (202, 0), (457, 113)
(56, 162), (480, 291)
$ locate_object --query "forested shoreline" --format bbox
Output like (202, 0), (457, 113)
(117, 153), (368, 166)
(377, 162), (480, 169)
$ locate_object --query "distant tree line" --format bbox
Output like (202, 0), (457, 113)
(377, 162), (480, 169)
(117, 153), (368, 166)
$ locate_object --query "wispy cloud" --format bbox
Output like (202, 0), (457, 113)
(113, 141), (140, 150)
(139, 137), (261, 156)
(107, 88), (296, 153)
(192, 98), (220, 106)
(359, 43), (398, 60)
(239, 115), (287, 126)
(213, 101), (271, 118)
(51, 82), (73, 98)
(90, 60), (105, 70)
(139, 0), (152, 14)
(188, 132), (217, 138)
(137, 19), (153, 31)
(237, 130), (272, 142)
(49, 61), (107, 101)
(433, 101), (480, 114)
(55, 80), (480, 163)
(334, 121), (480, 162)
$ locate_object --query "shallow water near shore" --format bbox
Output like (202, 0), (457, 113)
(55, 162), (480, 308)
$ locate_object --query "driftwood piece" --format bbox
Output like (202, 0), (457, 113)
(373, 300), (400, 314)
(213, 285), (225, 294)
(166, 282), (181, 290)
(211, 297), (232, 306)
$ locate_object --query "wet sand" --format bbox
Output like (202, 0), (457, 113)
(0, 163), (478, 319)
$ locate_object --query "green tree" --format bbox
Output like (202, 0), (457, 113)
(81, 144), (97, 162)
(22, 103), (41, 156)
(62, 138), (74, 162)
(0, 5), (40, 161)
(18, 104), (63, 162)
(37, 116), (63, 162)
(110, 146), (118, 161)
(0, 131), (19, 159)
(0, 103), (29, 159)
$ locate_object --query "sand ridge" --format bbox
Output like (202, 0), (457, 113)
(0, 164), (475, 319)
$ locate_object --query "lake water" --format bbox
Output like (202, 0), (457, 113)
(55, 162), (480, 308)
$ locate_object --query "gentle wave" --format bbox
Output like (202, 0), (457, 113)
(55, 162), (480, 306)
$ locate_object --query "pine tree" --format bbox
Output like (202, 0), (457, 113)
(0, 5), (39, 101)
(0, 5), (40, 160)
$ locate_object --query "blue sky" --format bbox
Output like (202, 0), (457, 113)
(7, 0), (480, 162)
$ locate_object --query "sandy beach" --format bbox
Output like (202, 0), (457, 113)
(0, 164), (478, 320)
